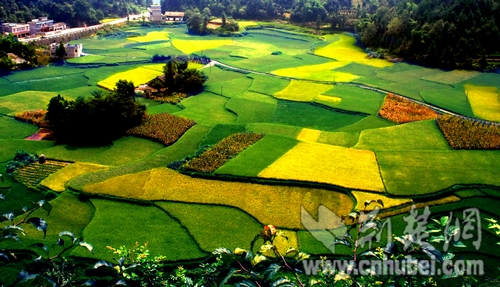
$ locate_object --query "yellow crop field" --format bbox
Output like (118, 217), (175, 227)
(315, 34), (392, 68)
(379, 196), (460, 218)
(272, 62), (359, 82)
(172, 39), (232, 54)
(273, 80), (332, 102)
(128, 31), (170, 42)
(239, 21), (258, 28)
(297, 128), (321, 142)
(83, 167), (354, 229)
(465, 85), (500, 121)
(97, 66), (164, 90)
(351, 191), (413, 211)
(41, 162), (109, 192)
(258, 142), (385, 192)
(315, 95), (341, 105)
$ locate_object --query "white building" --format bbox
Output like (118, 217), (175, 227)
(149, 5), (163, 22)
(50, 43), (83, 59)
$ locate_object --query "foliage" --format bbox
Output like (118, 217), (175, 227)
(378, 93), (439, 124)
(126, 112), (196, 146)
(258, 141), (385, 192)
(45, 80), (146, 144)
(146, 60), (208, 96)
(14, 109), (49, 127)
(436, 114), (500, 150)
(0, 34), (38, 70)
(182, 132), (264, 173)
(5, 150), (38, 173)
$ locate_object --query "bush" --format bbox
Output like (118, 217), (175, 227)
(15, 110), (49, 127)
(6, 150), (38, 173)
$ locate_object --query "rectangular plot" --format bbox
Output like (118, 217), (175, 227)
(420, 88), (474, 117)
(226, 98), (276, 123)
(204, 77), (253, 98)
(465, 85), (500, 121)
(274, 80), (332, 102)
(319, 85), (385, 114)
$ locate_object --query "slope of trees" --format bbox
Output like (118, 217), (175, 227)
(46, 80), (146, 144)
(356, 0), (500, 70)
(0, 34), (38, 71)
(0, 0), (152, 27)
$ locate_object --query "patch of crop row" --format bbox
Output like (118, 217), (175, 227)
(13, 160), (70, 189)
(378, 93), (438, 124)
(436, 114), (500, 149)
(14, 109), (48, 127)
(183, 133), (264, 173)
(126, 113), (196, 146)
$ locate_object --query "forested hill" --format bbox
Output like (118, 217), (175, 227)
(0, 0), (152, 27)
(356, 0), (500, 70)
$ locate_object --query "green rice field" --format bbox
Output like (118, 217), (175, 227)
(1, 24), (500, 283)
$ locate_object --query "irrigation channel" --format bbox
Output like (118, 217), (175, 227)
(211, 60), (500, 127)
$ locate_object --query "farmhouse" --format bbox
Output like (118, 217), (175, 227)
(149, 4), (163, 22)
(164, 12), (185, 22)
(1, 23), (30, 38)
(49, 43), (83, 59)
(29, 17), (54, 34)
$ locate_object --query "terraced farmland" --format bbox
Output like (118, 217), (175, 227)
(1, 24), (500, 283)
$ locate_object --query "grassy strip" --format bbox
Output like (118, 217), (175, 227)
(204, 77), (253, 98)
(421, 70), (481, 85)
(126, 113), (196, 146)
(272, 62), (359, 82)
(319, 84), (386, 115)
(273, 80), (332, 102)
(316, 131), (359, 147)
(183, 133), (264, 173)
(378, 93), (438, 124)
(41, 162), (109, 192)
(0, 91), (58, 115)
(0, 139), (54, 163)
(354, 120), (450, 151)
(226, 98), (277, 124)
(174, 92), (236, 125)
(247, 74), (290, 96)
(68, 125), (211, 191)
(215, 135), (299, 177)
(156, 201), (263, 252)
(258, 142), (386, 192)
(83, 167), (354, 229)
(377, 150), (500, 196)
(246, 122), (302, 138)
(334, 115), (395, 133)
(436, 115), (500, 149)
(200, 124), (247, 146)
(272, 100), (366, 132)
(420, 88), (474, 117)
(351, 191), (413, 211)
(0, 116), (38, 139)
(0, 183), (47, 215)
(71, 198), (206, 261)
(37, 144), (111, 163)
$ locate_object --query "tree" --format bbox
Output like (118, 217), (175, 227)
(222, 12), (227, 27)
(55, 41), (66, 60)
(114, 79), (136, 101)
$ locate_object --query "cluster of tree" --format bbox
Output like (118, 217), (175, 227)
(0, 34), (38, 71)
(0, 0), (150, 27)
(356, 0), (500, 70)
(163, 0), (351, 23)
(148, 60), (207, 94)
(46, 80), (146, 144)
(185, 9), (239, 34)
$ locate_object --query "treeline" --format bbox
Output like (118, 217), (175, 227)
(356, 0), (500, 70)
(0, 34), (38, 70)
(46, 80), (146, 144)
(0, 0), (151, 27)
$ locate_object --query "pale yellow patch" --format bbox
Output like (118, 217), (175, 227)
(315, 34), (392, 68)
(272, 61), (359, 82)
(258, 142), (385, 192)
(421, 70), (480, 85)
(297, 128), (321, 142)
(41, 162), (109, 192)
(98, 65), (165, 90)
(83, 168), (354, 229)
(315, 95), (342, 105)
(465, 85), (500, 121)
(351, 191), (413, 211)
(273, 80), (332, 102)
(128, 31), (170, 42)
(239, 21), (259, 28)
(172, 39), (232, 54)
